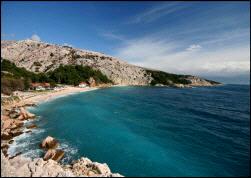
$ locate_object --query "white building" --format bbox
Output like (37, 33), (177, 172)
(78, 82), (88, 88)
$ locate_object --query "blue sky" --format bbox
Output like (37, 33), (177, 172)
(2, 1), (250, 83)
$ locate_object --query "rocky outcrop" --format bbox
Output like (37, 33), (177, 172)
(40, 136), (59, 150)
(1, 151), (75, 177)
(185, 76), (220, 86)
(1, 40), (151, 86)
(1, 114), (24, 141)
(70, 157), (123, 177)
(88, 77), (96, 87)
(1, 151), (123, 177)
(26, 124), (37, 129)
(43, 149), (65, 162)
(1, 103), (123, 177)
(40, 136), (65, 162)
(18, 107), (36, 120)
(1, 106), (37, 159)
(1, 40), (220, 86)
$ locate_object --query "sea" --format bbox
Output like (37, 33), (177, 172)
(8, 84), (250, 176)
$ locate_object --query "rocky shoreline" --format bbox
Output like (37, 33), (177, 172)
(1, 88), (123, 177)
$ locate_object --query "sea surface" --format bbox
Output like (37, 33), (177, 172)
(9, 84), (250, 176)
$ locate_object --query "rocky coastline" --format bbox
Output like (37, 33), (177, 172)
(1, 87), (123, 177)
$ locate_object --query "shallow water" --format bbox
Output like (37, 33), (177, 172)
(11, 85), (250, 176)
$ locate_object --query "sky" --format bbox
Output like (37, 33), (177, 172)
(1, 1), (250, 84)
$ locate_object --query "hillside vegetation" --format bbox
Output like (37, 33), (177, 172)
(47, 64), (112, 85)
(147, 70), (191, 86)
(1, 59), (112, 95)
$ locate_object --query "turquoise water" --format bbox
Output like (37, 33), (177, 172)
(11, 85), (250, 176)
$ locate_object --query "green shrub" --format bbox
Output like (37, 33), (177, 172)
(1, 58), (112, 90)
(1, 77), (25, 95)
(48, 64), (112, 85)
(147, 70), (191, 86)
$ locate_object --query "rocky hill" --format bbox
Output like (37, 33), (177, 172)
(1, 40), (220, 86)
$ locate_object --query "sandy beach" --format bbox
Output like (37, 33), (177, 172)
(3, 86), (98, 109)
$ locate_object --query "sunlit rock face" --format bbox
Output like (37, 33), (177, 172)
(1, 40), (152, 86)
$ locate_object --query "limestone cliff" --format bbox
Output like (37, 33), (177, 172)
(1, 40), (219, 86)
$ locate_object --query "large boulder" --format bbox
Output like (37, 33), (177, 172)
(92, 162), (111, 175)
(1, 115), (10, 121)
(11, 129), (23, 137)
(1, 131), (13, 140)
(111, 173), (124, 177)
(43, 149), (56, 161)
(2, 152), (75, 177)
(2, 119), (12, 130)
(25, 130), (32, 133)
(22, 103), (37, 107)
(1, 143), (9, 157)
(40, 136), (59, 149)
(8, 139), (14, 144)
(43, 149), (65, 162)
(88, 77), (96, 87)
(26, 124), (37, 129)
(26, 111), (36, 119)
(18, 107), (36, 120)
(71, 157), (123, 177)
(52, 150), (65, 162)
(71, 157), (92, 176)
(14, 120), (24, 128)
(1, 118), (23, 131)
(17, 114), (25, 120)
(8, 107), (20, 119)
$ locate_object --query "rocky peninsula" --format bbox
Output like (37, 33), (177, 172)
(1, 40), (220, 87)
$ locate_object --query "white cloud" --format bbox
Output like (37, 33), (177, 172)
(114, 36), (250, 77)
(128, 2), (187, 24)
(186, 44), (202, 52)
(63, 43), (73, 47)
(30, 34), (41, 41)
(102, 33), (125, 41)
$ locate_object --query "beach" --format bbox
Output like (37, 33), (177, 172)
(4, 86), (98, 108)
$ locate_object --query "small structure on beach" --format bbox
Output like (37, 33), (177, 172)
(78, 82), (88, 88)
(30, 82), (51, 91)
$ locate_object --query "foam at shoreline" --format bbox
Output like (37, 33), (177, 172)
(7, 87), (99, 162)
(2, 86), (125, 177)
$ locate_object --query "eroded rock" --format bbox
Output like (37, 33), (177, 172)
(26, 124), (37, 129)
(88, 77), (96, 87)
(40, 136), (59, 149)
(43, 149), (65, 162)
(1, 132), (13, 140)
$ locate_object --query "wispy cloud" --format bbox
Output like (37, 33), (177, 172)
(102, 32), (125, 41)
(63, 43), (73, 47)
(30, 34), (41, 41)
(186, 44), (202, 52)
(128, 2), (187, 24)
(113, 34), (250, 77)
(1, 33), (15, 38)
(105, 2), (250, 81)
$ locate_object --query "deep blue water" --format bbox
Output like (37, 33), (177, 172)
(10, 85), (250, 176)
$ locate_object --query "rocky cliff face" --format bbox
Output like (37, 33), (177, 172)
(1, 40), (219, 86)
(1, 151), (123, 177)
(1, 40), (151, 85)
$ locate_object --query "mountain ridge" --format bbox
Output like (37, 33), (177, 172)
(1, 39), (220, 86)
